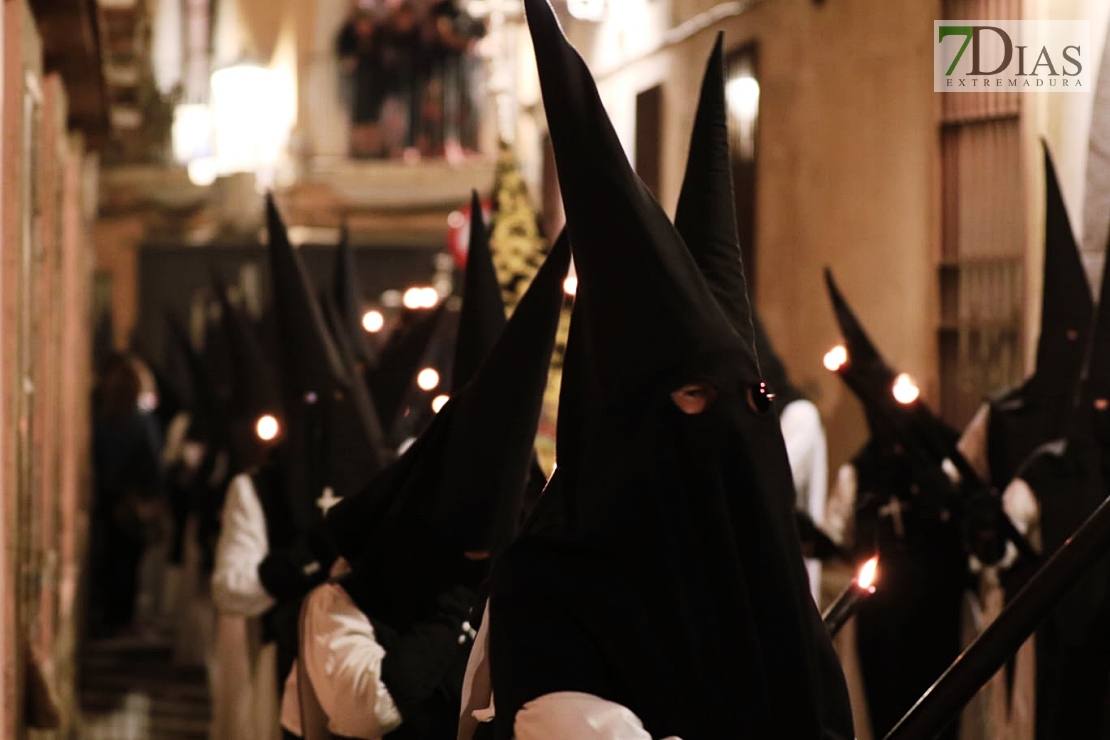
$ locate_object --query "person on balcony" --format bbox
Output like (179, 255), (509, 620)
(414, 0), (484, 160)
(337, 9), (384, 158)
(376, 2), (421, 159)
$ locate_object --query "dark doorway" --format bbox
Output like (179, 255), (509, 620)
(725, 43), (759, 298)
(635, 84), (664, 198)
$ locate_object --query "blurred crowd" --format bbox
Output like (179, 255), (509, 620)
(336, 0), (486, 160)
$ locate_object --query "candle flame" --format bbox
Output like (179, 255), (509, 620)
(823, 345), (848, 372)
(892, 373), (920, 405)
(362, 309), (384, 333)
(857, 556), (879, 590)
(417, 367), (441, 391)
(255, 414), (280, 442)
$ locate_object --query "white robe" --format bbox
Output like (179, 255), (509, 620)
(780, 398), (829, 606)
(279, 582), (402, 739)
(457, 600), (683, 740)
(210, 473), (283, 740)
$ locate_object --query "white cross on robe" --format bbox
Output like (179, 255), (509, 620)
(879, 496), (906, 539)
(316, 487), (341, 514)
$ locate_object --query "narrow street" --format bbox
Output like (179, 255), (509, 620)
(78, 640), (209, 740)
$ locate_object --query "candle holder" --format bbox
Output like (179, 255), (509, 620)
(823, 556), (878, 638)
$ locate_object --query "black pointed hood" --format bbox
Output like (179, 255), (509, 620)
(673, 33), (752, 338)
(1001, 190), (1110, 698)
(213, 271), (282, 423)
(529, 15), (753, 400)
(367, 303), (448, 436)
(452, 190), (506, 393)
(319, 288), (392, 461)
(212, 271), (284, 472)
(487, 14), (852, 740)
(824, 268), (958, 458)
(673, 35), (804, 410)
(266, 195), (388, 529)
(1070, 206), (1110, 423)
(332, 227), (374, 366)
(986, 145), (1094, 486)
(1034, 144), (1094, 389)
(331, 234), (569, 629)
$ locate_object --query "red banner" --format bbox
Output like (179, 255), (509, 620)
(446, 198), (493, 269)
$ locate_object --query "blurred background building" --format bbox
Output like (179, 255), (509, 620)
(1, 0), (1109, 736)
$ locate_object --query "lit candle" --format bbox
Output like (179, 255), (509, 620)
(823, 556), (878, 638)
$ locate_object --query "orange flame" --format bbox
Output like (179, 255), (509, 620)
(823, 345), (848, 372)
(857, 556), (879, 591)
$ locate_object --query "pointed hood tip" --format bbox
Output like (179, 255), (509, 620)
(529, 0), (743, 391)
(1037, 144), (1094, 381)
(674, 32), (752, 345)
(452, 191), (505, 393)
(433, 231), (570, 550)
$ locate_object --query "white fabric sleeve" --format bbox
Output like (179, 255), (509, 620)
(458, 600), (494, 740)
(211, 474), (276, 617)
(825, 463), (858, 547)
(779, 399), (828, 603)
(957, 403), (992, 484)
(1002, 478), (1040, 541)
(969, 477), (1042, 574)
(280, 661), (303, 737)
(515, 692), (681, 740)
(780, 400), (826, 514)
(301, 583), (402, 739)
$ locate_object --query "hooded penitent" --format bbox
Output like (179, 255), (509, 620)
(332, 227), (375, 367)
(1015, 208), (1110, 738)
(324, 231), (568, 738)
(825, 270), (967, 739)
(487, 9), (852, 739)
(325, 207), (553, 571)
(985, 145), (1094, 489)
(212, 272), (284, 475)
(266, 196), (389, 532)
(825, 269), (960, 463)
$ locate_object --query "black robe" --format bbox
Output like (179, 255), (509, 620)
(849, 441), (968, 740)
